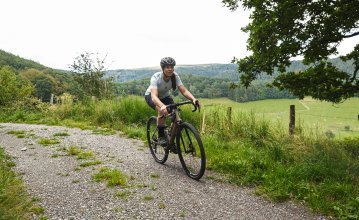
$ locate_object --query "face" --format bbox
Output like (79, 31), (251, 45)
(163, 65), (174, 77)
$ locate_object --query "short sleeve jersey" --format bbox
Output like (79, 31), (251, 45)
(145, 72), (183, 99)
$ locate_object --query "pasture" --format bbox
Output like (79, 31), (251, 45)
(200, 97), (359, 138)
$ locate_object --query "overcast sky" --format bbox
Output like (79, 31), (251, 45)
(1, 0), (357, 70)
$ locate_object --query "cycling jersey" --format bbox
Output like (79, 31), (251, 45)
(145, 72), (183, 99)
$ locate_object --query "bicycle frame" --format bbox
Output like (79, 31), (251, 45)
(167, 108), (182, 147)
(164, 100), (197, 147)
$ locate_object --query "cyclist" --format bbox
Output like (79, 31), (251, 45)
(145, 57), (200, 145)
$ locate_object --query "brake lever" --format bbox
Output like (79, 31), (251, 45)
(192, 102), (200, 112)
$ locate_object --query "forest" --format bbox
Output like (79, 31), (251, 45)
(0, 49), (357, 105)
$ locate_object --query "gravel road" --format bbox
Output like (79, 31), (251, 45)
(0, 123), (324, 220)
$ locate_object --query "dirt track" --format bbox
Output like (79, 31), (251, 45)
(0, 123), (323, 219)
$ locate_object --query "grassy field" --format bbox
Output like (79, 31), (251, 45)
(200, 97), (359, 139)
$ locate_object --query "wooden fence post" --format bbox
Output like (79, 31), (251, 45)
(50, 94), (54, 105)
(227, 107), (232, 124)
(289, 105), (295, 136)
(201, 111), (206, 133)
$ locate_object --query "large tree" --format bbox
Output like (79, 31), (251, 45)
(222, 0), (359, 102)
(0, 66), (33, 106)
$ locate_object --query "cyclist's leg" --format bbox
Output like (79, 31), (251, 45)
(146, 94), (174, 144)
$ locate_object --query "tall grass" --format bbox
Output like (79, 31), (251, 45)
(1, 95), (358, 218)
(0, 147), (33, 219)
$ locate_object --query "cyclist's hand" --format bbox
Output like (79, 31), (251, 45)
(193, 99), (201, 111)
(160, 105), (168, 116)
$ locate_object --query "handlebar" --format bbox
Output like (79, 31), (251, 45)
(166, 100), (200, 112)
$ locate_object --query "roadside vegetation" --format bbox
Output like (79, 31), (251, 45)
(0, 95), (358, 219)
(0, 147), (45, 219)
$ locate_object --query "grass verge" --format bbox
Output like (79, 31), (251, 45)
(0, 147), (40, 219)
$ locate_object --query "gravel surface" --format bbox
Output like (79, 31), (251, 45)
(0, 123), (324, 220)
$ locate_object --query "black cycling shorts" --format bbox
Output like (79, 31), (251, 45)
(145, 94), (174, 110)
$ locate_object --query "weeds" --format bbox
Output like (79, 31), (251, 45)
(143, 195), (154, 201)
(92, 167), (128, 187)
(0, 147), (34, 219)
(38, 138), (60, 146)
(7, 130), (26, 138)
(53, 132), (70, 137)
(79, 160), (102, 167)
(150, 173), (160, 179)
(66, 146), (94, 159)
(115, 190), (132, 200)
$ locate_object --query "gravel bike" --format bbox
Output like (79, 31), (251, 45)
(146, 100), (206, 180)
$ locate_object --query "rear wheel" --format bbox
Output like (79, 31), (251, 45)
(147, 116), (168, 164)
(176, 122), (206, 180)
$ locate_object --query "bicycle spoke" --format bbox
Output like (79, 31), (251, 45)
(177, 123), (205, 180)
(147, 116), (168, 164)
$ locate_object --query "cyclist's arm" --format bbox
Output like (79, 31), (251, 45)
(178, 85), (198, 104)
(151, 88), (168, 114)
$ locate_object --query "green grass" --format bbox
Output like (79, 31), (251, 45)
(201, 97), (359, 139)
(79, 160), (102, 167)
(53, 132), (70, 137)
(0, 96), (358, 218)
(149, 173), (160, 178)
(66, 146), (94, 160)
(0, 147), (35, 219)
(92, 167), (128, 187)
(143, 195), (154, 201)
(37, 138), (60, 146)
(6, 130), (26, 138)
(115, 190), (132, 200)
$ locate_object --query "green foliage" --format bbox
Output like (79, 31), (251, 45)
(53, 132), (69, 137)
(107, 63), (239, 82)
(37, 138), (60, 146)
(223, 0), (359, 103)
(20, 68), (59, 102)
(0, 49), (82, 102)
(92, 167), (128, 187)
(0, 66), (33, 106)
(66, 146), (94, 159)
(0, 147), (33, 219)
(79, 160), (102, 167)
(0, 49), (46, 70)
(117, 73), (296, 101)
(70, 52), (114, 100)
(1, 95), (358, 218)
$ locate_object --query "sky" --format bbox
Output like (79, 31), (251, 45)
(1, 0), (357, 71)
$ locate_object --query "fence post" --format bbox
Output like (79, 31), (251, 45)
(50, 93), (54, 105)
(289, 105), (295, 136)
(227, 107), (232, 124)
(201, 111), (206, 133)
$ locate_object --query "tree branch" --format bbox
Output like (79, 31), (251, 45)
(343, 32), (359, 38)
(350, 67), (358, 82)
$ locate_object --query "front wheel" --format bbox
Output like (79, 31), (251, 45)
(147, 116), (169, 164)
(176, 122), (206, 180)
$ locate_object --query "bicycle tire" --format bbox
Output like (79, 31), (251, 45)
(147, 116), (169, 164)
(176, 122), (206, 180)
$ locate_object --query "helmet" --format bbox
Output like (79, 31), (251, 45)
(160, 57), (176, 68)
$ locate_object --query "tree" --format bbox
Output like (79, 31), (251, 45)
(20, 68), (59, 102)
(0, 66), (33, 106)
(222, 0), (359, 102)
(70, 52), (114, 100)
